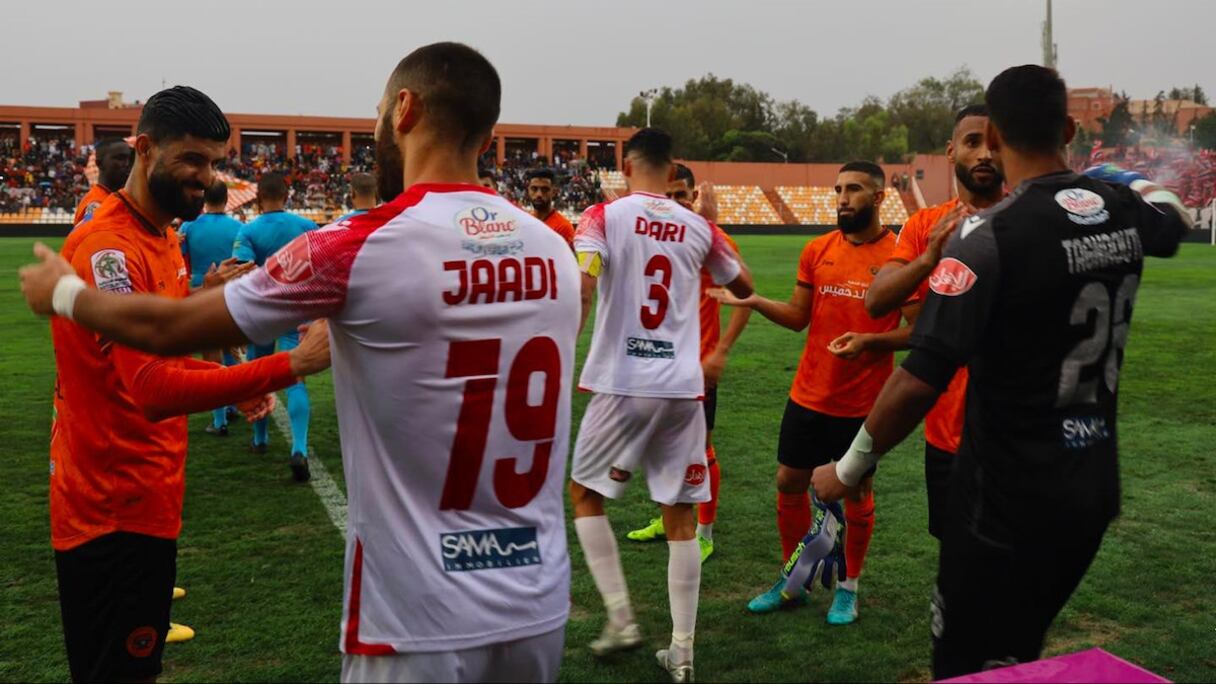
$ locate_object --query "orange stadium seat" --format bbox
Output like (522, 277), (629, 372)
(712, 185), (781, 225)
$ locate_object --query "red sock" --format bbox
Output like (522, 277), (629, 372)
(698, 446), (719, 526)
(844, 491), (875, 579)
(776, 491), (811, 561)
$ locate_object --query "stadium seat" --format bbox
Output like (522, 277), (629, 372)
(712, 185), (782, 225)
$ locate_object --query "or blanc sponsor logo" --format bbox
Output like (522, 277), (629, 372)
(440, 526), (541, 572)
(1062, 416), (1111, 449)
(626, 336), (675, 359)
(266, 237), (314, 285)
(1055, 188), (1110, 225)
(928, 258), (978, 296)
(456, 206), (518, 239)
(90, 249), (133, 294)
(684, 464), (707, 486)
(643, 198), (674, 219)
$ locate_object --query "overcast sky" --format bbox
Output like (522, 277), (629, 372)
(3, 1), (1211, 125)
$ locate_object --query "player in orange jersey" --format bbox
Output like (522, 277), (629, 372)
(527, 168), (576, 248)
(715, 161), (916, 625)
(626, 164), (750, 563)
(73, 138), (132, 226)
(862, 104), (1004, 540)
(39, 86), (332, 684)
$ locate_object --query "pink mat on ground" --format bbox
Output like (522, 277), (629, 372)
(937, 648), (1170, 683)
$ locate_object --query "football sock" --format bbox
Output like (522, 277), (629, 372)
(253, 416), (269, 447)
(211, 407), (227, 429)
(777, 491), (812, 561)
(286, 382), (310, 456)
(574, 515), (634, 629)
(839, 577), (858, 592)
(697, 447), (719, 533)
(668, 539), (700, 664)
(844, 491), (875, 580)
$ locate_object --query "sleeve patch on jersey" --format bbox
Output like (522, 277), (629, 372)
(928, 257), (978, 296)
(266, 236), (315, 285)
(90, 249), (133, 294)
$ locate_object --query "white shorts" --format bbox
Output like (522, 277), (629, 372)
(572, 393), (709, 505)
(340, 626), (565, 683)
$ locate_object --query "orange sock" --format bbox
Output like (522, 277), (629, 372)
(698, 447), (719, 526)
(844, 491), (875, 579)
(776, 491), (811, 561)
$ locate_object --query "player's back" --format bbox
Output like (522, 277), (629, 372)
(235, 211), (316, 265)
(181, 213), (243, 287)
(226, 183), (579, 652)
(577, 192), (740, 398)
(914, 170), (1186, 537)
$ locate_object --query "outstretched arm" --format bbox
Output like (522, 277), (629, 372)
(713, 281), (812, 332)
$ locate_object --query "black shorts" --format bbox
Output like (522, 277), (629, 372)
(931, 515), (1108, 679)
(776, 399), (868, 471)
(55, 532), (176, 683)
(924, 443), (954, 540)
(703, 386), (718, 432)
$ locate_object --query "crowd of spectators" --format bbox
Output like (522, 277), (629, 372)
(481, 151), (605, 213)
(221, 141), (375, 211)
(1, 131), (614, 218)
(0, 132), (92, 213)
(1085, 144), (1216, 210)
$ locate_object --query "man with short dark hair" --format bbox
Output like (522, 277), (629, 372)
(336, 172), (377, 222)
(570, 127), (752, 682)
(862, 104), (1005, 540)
(35, 86), (329, 684)
(179, 180), (247, 436)
(73, 138), (132, 226)
(527, 168), (575, 247)
(477, 165), (496, 190)
(21, 44), (580, 684)
(717, 160), (914, 625)
(232, 172), (318, 480)
(811, 65), (1189, 678)
(627, 163), (751, 563)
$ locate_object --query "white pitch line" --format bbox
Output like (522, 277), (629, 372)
(270, 394), (348, 534)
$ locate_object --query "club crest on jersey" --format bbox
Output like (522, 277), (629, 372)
(626, 337), (675, 359)
(440, 526), (541, 572)
(1055, 188), (1110, 225)
(91, 249), (133, 294)
(684, 464), (707, 486)
(266, 238), (314, 285)
(928, 258), (978, 296)
(456, 206), (518, 240)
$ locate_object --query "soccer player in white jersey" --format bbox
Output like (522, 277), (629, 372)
(569, 128), (754, 683)
(20, 43), (580, 684)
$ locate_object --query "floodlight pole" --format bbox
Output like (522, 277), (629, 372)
(640, 89), (658, 128)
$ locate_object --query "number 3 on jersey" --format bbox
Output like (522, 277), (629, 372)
(641, 254), (672, 329)
(441, 337), (560, 510)
(1057, 274), (1138, 407)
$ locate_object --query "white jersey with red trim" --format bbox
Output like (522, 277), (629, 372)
(574, 192), (741, 399)
(223, 183), (579, 654)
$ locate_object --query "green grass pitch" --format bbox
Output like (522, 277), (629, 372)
(0, 236), (1212, 682)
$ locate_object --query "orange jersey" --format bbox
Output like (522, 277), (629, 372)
(891, 198), (966, 453)
(699, 226), (740, 359)
(50, 191), (194, 550)
(790, 229), (902, 417)
(73, 183), (113, 226)
(537, 209), (575, 247)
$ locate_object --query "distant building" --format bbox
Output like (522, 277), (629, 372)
(1068, 87), (1212, 135)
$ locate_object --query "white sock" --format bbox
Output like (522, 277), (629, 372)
(839, 577), (859, 593)
(574, 515), (634, 628)
(667, 539), (701, 664)
(696, 522), (713, 540)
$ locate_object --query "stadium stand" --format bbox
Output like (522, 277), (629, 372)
(776, 185), (910, 226)
(713, 185), (782, 224)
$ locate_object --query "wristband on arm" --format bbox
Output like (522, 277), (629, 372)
(835, 425), (883, 487)
(52, 275), (87, 320)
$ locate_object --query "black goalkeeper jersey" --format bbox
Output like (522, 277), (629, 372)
(905, 170), (1187, 543)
